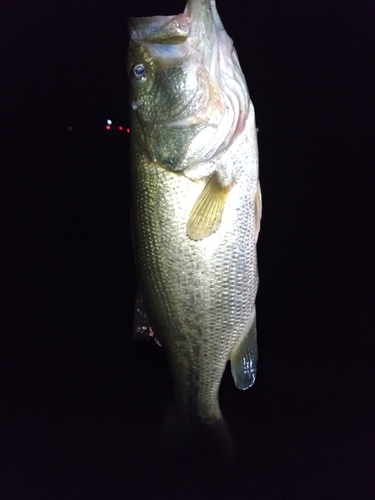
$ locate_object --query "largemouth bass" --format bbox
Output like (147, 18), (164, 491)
(128, 0), (261, 450)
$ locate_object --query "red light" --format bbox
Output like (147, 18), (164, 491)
(106, 125), (111, 130)
(119, 126), (123, 131)
(126, 128), (130, 133)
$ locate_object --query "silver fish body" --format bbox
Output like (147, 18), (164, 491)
(128, 0), (261, 430)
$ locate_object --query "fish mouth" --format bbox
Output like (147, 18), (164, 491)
(128, 0), (222, 128)
(129, 0), (250, 170)
(128, 0), (217, 57)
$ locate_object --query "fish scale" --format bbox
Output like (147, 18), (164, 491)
(132, 132), (257, 423)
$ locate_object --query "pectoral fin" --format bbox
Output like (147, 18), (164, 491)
(230, 315), (258, 390)
(186, 174), (230, 241)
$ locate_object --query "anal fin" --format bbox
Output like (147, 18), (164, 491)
(230, 315), (258, 390)
(186, 174), (230, 241)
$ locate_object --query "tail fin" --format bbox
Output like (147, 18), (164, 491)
(160, 405), (235, 469)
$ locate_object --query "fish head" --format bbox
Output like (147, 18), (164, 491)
(128, 0), (249, 172)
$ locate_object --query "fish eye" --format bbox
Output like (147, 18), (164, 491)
(132, 63), (147, 82)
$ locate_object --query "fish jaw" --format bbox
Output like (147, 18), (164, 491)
(127, 0), (222, 125)
(128, 1), (218, 63)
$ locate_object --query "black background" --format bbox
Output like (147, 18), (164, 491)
(2, 0), (375, 498)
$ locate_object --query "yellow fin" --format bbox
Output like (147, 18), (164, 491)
(186, 175), (230, 241)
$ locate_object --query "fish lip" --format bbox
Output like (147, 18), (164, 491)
(128, 14), (190, 44)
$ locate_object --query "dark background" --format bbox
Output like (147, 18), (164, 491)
(2, 0), (375, 498)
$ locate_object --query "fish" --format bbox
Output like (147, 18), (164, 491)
(127, 0), (261, 457)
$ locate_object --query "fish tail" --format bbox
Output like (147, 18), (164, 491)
(160, 405), (235, 468)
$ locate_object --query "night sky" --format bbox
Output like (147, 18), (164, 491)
(3, 1), (375, 499)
